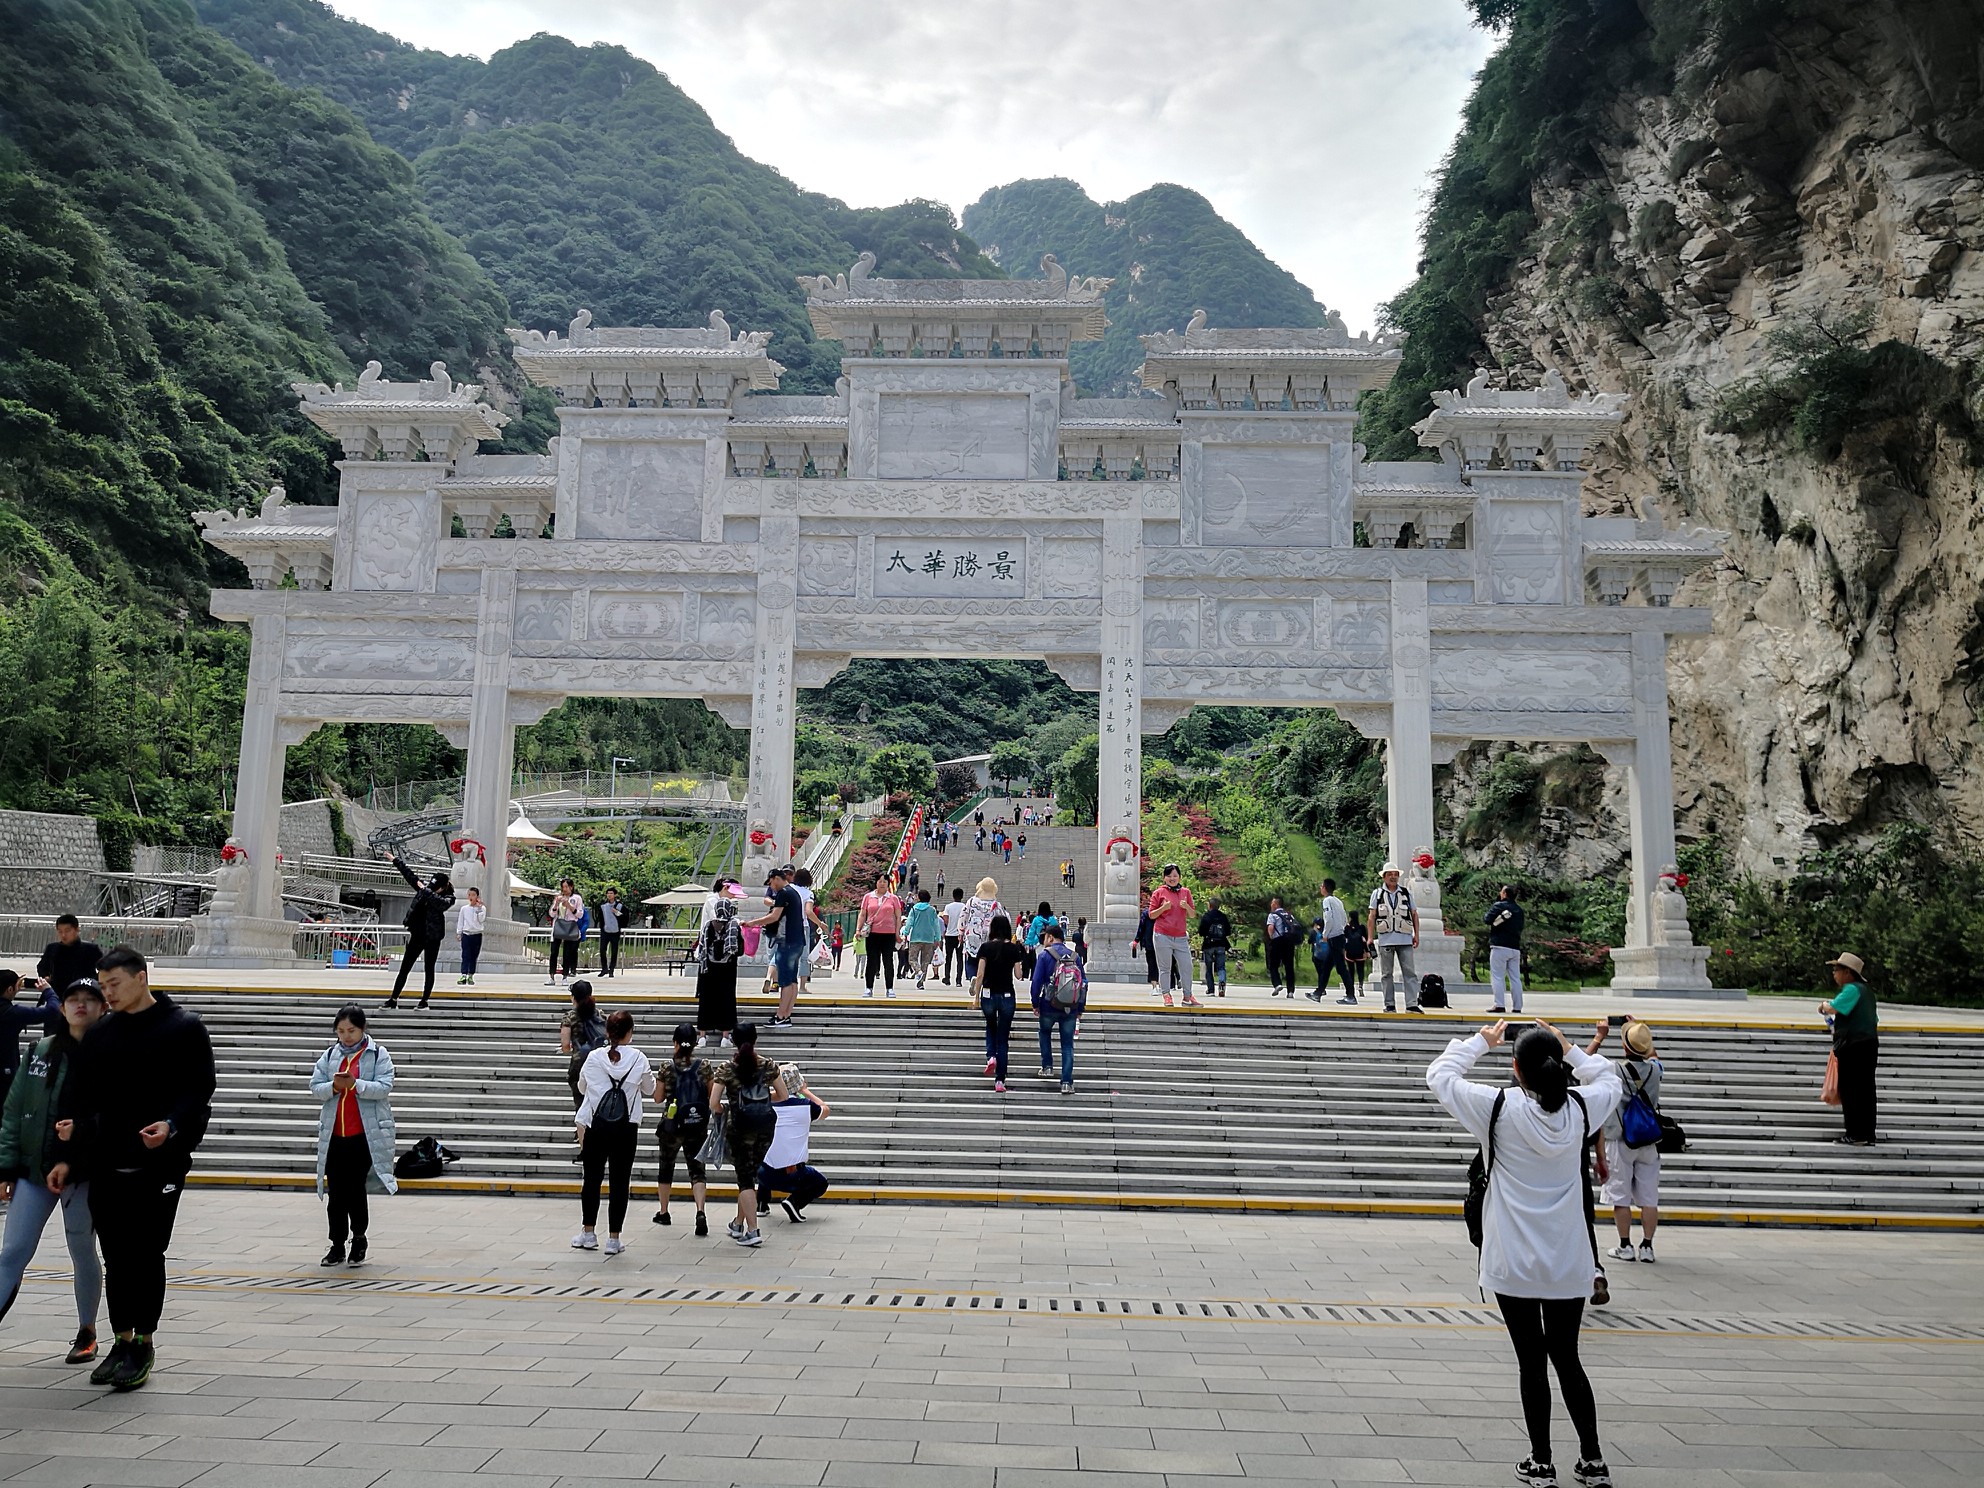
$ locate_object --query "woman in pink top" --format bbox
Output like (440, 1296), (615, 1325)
(856, 874), (904, 999)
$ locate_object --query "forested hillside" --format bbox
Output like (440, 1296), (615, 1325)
(963, 178), (1329, 395)
(193, 0), (1005, 394)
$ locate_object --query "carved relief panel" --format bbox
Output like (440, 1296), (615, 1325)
(799, 538), (859, 596)
(1197, 443), (1336, 548)
(574, 440), (704, 540)
(877, 394), (1030, 479)
(1483, 501), (1568, 604)
(1042, 537), (1102, 598)
(347, 491), (437, 592)
(1430, 644), (1631, 713)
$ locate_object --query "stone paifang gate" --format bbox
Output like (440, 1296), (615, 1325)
(194, 255), (1726, 990)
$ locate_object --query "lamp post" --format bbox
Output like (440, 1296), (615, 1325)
(609, 756), (636, 799)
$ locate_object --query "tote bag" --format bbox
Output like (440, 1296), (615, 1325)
(1821, 1050), (1842, 1106)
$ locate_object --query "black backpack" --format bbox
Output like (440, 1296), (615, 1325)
(664, 1059), (710, 1128)
(735, 1066), (777, 1133)
(595, 1064), (633, 1126)
(1419, 973), (1448, 1008)
(393, 1136), (460, 1180)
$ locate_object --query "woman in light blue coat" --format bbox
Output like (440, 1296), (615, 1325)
(309, 1005), (397, 1266)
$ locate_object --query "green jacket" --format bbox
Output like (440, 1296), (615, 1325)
(0, 1034), (78, 1186)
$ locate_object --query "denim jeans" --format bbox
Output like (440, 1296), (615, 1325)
(0, 1177), (99, 1328)
(981, 992), (1016, 1078)
(1202, 946), (1227, 996)
(1038, 1008), (1078, 1085)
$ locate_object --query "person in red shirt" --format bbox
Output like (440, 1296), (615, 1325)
(1146, 864), (1199, 1007)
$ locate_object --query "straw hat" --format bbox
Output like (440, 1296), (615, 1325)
(1623, 1021), (1655, 1058)
(1827, 951), (1865, 975)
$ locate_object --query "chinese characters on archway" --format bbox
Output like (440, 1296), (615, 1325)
(873, 540), (1028, 598)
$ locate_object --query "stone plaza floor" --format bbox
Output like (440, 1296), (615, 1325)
(0, 1192), (1978, 1486)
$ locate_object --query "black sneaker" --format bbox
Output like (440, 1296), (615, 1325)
(65, 1328), (96, 1365)
(347, 1238), (368, 1266)
(780, 1198), (806, 1224)
(1573, 1460), (1612, 1487)
(320, 1244), (344, 1267)
(89, 1336), (128, 1386)
(653, 1210), (672, 1226)
(1516, 1460), (1557, 1485)
(109, 1335), (154, 1391)
(694, 1211), (709, 1237)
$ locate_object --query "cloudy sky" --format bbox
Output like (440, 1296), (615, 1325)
(332, 0), (1497, 330)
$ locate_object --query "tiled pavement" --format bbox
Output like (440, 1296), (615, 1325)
(0, 1192), (1978, 1485)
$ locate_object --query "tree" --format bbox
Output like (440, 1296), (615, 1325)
(866, 743), (936, 800)
(988, 740), (1034, 794)
(935, 760), (978, 803)
(1050, 734), (1098, 823)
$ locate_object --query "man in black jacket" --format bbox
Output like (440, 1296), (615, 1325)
(1484, 884), (1527, 1014)
(35, 915), (102, 998)
(1197, 900), (1233, 999)
(50, 945), (215, 1392)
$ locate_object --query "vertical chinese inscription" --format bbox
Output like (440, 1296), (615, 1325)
(1097, 514), (1144, 912)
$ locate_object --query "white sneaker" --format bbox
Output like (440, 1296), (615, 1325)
(603, 1237), (624, 1256)
(733, 1228), (763, 1248)
(571, 1232), (598, 1250)
(1638, 1241), (1656, 1264)
(1607, 1243), (1636, 1262)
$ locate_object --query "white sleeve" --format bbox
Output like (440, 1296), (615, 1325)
(638, 1051), (657, 1098)
(1567, 1046), (1623, 1130)
(1425, 1034), (1500, 1145)
(574, 1050), (602, 1127)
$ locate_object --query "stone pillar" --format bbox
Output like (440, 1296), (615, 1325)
(1608, 630), (1719, 994)
(1385, 579), (1462, 988)
(743, 515), (799, 887)
(458, 566), (527, 971)
(188, 613), (299, 965)
(1086, 515), (1146, 982)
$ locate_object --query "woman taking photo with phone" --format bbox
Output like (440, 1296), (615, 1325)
(1427, 1019), (1622, 1488)
(309, 1005), (397, 1267)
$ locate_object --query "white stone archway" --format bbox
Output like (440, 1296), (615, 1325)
(196, 267), (1725, 990)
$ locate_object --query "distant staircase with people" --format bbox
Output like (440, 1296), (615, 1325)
(179, 991), (1984, 1221)
(931, 795), (1097, 927)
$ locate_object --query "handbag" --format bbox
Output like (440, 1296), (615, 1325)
(1656, 1113), (1688, 1154)
(695, 1109), (728, 1167)
(1821, 1050), (1841, 1106)
(1463, 1089), (1507, 1248)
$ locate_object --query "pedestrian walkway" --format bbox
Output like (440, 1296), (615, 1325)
(0, 1194), (1977, 1485)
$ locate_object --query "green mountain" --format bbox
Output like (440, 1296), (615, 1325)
(962, 178), (1329, 395)
(194, 0), (1005, 394)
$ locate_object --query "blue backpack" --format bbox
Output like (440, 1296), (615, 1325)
(1617, 1062), (1662, 1148)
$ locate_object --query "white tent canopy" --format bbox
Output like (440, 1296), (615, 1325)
(644, 882), (711, 907)
(506, 812), (562, 846)
(509, 871), (553, 896)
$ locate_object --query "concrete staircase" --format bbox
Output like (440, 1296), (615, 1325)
(182, 991), (1984, 1221)
(940, 796), (1097, 925)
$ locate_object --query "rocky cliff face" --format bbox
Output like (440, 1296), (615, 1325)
(1470, 0), (1984, 875)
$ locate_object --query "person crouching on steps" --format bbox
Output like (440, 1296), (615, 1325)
(310, 1004), (396, 1267)
(573, 1010), (654, 1256)
(0, 976), (107, 1366)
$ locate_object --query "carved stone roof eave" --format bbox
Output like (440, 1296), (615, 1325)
(296, 400), (509, 443)
(724, 415), (850, 432)
(510, 347), (783, 393)
(201, 523), (338, 546)
(1139, 351), (1400, 392)
(805, 303), (1107, 341)
(1058, 418), (1184, 433)
(1583, 539), (1725, 565)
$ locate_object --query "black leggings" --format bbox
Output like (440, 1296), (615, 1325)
(391, 936), (439, 1001)
(865, 933), (897, 991)
(1495, 1294), (1601, 1466)
(581, 1119), (639, 1233)
(1837, 1039), (1878, 1142)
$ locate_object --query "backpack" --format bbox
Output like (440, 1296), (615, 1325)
(702, 902), (742, 966)
(735, 1064), (777, 1134)
(595, 1061), (633, 1126)
(568, 1008), (607, 1055)
(1268, 908), (1297, 941)
(1618, 1061), (1662, 1148)
(1046, 946), (1086, 1010)
(393, 1136), (460, 1180)
(1419, 973), (1448, 1008)
(662, 1059), (710, 1128)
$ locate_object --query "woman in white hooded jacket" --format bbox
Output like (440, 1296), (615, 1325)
(1427, 1020), (1621, 1488)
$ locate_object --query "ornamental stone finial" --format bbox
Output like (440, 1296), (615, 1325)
(357, 360), (382, 387)
(849, 251), (875, 285)
(1040, 253), (1068, 293)
(1186, 308), (1207, 332)
(259, 482), (287, 518)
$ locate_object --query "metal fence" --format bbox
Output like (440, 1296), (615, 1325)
(364, 771), (740, 813)
(0, 915), (196, 960)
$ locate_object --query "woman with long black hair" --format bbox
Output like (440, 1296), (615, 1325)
(1427, 1020), (1621, 1488)
(969, 915), (1023, 1093)
(652, 1022), (712, 1236)
(709, 1023), (788, 1248)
